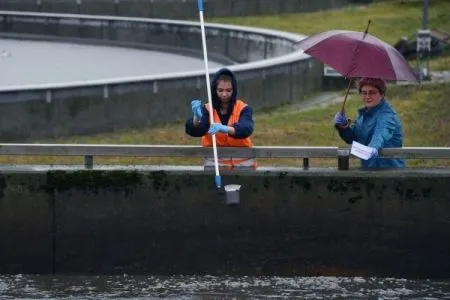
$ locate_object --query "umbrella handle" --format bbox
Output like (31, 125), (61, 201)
(340, 79), (353, 113)
(341, 19), (370, 112)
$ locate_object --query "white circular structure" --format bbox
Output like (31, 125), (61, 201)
(0, 11), (321, 141)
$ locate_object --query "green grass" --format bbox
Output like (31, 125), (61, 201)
(208, 0), (450, 70)
(2, 0), (449, 167)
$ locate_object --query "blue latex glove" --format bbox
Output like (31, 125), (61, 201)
(191, 99), (203, 119)
(208, 123), (229, 134)
(334, 111), (348, 126)
(368, 147), (378, 159)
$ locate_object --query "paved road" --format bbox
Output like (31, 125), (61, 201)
(0, 39), (223, 87)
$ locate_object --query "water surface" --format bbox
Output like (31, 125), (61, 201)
(0, 39), (223, 87)
(1, 275), (449, 299)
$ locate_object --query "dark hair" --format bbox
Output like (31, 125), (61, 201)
(358, 77), (387, 94)
(217, 74), (233, 83)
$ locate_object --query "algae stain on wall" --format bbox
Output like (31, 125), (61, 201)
(41, 170), (143, 195)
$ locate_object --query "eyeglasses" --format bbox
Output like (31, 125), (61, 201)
(360, 90), (379, 96)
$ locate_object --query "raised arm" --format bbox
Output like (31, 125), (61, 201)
(334, 111), (358, 144)
(185, 100), (210, 137)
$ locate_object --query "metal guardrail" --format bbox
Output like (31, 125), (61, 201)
(0, 144), (449, 170)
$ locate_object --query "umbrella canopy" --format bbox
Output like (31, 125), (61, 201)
(296, 30), (418, 82)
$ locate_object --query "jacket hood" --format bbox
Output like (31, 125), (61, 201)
(211, 68), (237, 109)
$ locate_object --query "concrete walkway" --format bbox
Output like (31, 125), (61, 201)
(289, 70), (450, 113)
(430, 70), (450, 83)
(284, 91), (344, 113)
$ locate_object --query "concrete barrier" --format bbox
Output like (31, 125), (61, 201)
(1, 165), (449, 278)
(0, 0), (373, 19)
(0, 172), (53, 273)
(0, 11), (322, 141)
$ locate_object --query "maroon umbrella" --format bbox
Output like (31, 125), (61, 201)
(296, 29), (418, 82)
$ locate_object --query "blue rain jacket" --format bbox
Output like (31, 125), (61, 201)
(336, 99), (405, 169)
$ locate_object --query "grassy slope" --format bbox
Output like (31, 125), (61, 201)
(2, 0), (449, 167)
(208, 0), (450, 70)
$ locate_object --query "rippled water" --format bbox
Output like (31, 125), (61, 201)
(1, 275), (450, 299)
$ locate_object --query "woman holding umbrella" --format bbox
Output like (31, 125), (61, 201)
(334, 77), (405, 169)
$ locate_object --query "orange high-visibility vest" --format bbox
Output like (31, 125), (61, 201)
(201, 100), (256, 168)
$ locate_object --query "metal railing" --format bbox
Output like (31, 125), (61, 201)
(0, 144), (449, 170)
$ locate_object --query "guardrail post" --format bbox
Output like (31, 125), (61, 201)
(36, 0), (42, 12)
(76, 0), (82, 14)
(84, 155), (93, 169)
(303, 158), (309, 170)
(114, 0), (120, 15)
(337, 149), (350, 171)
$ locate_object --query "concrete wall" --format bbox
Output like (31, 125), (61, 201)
(0, 0), (373, 19)
(0, 12), (323, 141)
(1, 166), (449, 278)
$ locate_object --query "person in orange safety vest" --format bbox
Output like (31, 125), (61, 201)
(185, 68), (256, 169)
